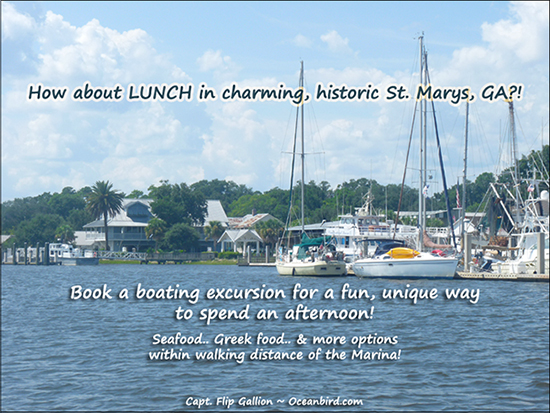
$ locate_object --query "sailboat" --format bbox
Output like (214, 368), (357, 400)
(484, 102), (549, 275)
(276, 62), (347, 277)
(352, 35), (458, 279)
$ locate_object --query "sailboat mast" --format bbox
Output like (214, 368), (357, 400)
(508, 101), (521, 223)
(300, 61), (305, 234)
(418, 34), (425, 251)
(462, 98), (469, 241)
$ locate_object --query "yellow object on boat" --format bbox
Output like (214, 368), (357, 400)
(386, 247), (420, 259)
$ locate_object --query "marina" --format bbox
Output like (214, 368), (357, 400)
(2, 264), (548, 411)
(2, 2), (548, 412)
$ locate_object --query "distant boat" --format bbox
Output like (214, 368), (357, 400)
(324, 188), (416, 265)
(490, 189), (549, 274)
(352, 35), (458, 279)
(276, 234), (346, 276)
(276, 62), (347, 277)
(49, 243), (99, 266)
(353, 247), (458, 279)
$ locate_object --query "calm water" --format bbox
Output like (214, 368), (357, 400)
(1, 264), (548, 411)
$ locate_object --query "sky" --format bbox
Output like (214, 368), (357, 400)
(2, 1), (549, 202)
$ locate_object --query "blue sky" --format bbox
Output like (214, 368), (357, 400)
(2, 1), (549, 202)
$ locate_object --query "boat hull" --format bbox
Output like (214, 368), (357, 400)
(276, 260), (347, 277)
(60, 257), (99, 266)
(352, 256), (458, 279)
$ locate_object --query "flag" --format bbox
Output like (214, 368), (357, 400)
(528, 184), (535, 192)
(423, 184), (429, 198)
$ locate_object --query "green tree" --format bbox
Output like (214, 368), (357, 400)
(13, 213), (64, 245)
(55, 224), (75, 243)
(162, 223), (200, 252)
(145, 217), (168, 250)
(203, 220), (225, 252)
(48, 187), (86, 219)
(148, 181), (207, 226)
(67, 209), (94, 231)
(86, 181), (124, 251)
(254, 219), (284, 248)
(1, 192), (53, 232)
(127, 189), (146, 199)
(190, 179), (255, 210)
(227, 187), (291, 222)
(467, 172), (495, 212)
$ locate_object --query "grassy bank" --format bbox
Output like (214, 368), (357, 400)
(99, 259), (238, 265)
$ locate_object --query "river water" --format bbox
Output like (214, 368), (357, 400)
(1, 264), (548, 411)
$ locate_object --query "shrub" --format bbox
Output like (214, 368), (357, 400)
(218, 251), (240, 259)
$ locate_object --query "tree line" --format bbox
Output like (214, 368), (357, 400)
(2, 145), (547, 250)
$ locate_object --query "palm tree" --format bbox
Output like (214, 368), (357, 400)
(254, 219), (284, 248)
(55, 224), (75, 244)
(204, 220), (225, 252)
(86, 181), (124, 251)
(145, 217), (168, 251)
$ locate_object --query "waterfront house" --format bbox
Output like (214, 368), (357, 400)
(217, 211), (280, 255)
(79, 198), (232, 253)
(217, 229), (264, 255)
(81, 199), (155, 252)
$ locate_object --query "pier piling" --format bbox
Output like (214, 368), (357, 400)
(45, 243), (50, 266)
(464, 233), (471, 272)
(537, 233), (545, 275)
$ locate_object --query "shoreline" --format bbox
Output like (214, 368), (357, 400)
(99, 259), (239, 265)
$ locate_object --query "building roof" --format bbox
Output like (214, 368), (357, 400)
(218, 229), (263, 243)
(83, 199), (153, 228)
(228, 213), (278, 229)
(287, 220), (339, 232)
(84, 198), (231, 230)
(204, 200), (229, 227)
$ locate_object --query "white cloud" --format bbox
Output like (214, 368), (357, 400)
(481, 1), (549, 63)
(197, 49), (232, 72)
(308, 66), (395, 89)
(1, 1), (548, 202)
(1, 3), (195, 199)
(293, 34), (312, 48)
(440, 1), (549, 84)
(320, 30), (353, 54)
(35, 15), (192, 85)
(1, 2), (35, 40)
(200, 101), (272, 179)
(196, 49), (240, 84)
(433, 0), (549, 164)
(101, 102), (182, 157)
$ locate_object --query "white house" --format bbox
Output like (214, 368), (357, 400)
(218, 211), (281, 255)
(218, 229), (263, 255)
(81, 199), (155, 252)
(79, 198), (232, 252)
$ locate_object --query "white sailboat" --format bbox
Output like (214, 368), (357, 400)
(352, 35), (458, 279)
(276, 62), (347, 277)
(276, 234), (347, 276)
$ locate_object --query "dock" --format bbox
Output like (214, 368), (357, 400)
(455, 271), (549, 282)
(237, 255), (276, 267)
(238, 262), (277, 267)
